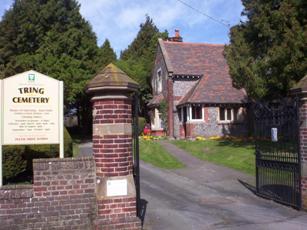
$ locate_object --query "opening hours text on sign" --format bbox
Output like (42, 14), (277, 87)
(0, 70), (64, 186)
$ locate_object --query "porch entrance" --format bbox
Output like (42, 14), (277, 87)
(253, 99), (301, 209)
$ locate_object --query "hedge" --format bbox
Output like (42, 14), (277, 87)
(3, 127), (73, 183)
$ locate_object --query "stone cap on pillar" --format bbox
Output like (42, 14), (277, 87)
(86, 63), (139, 94)
(290, 75), (307, 98)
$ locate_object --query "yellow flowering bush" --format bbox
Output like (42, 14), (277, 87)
(208, 136), (222, 140)
(196, 136), (206, 141)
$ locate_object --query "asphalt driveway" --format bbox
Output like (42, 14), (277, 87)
(79, 141), (307, 230)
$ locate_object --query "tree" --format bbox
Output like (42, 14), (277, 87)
(0, 0), (99, 105)
(96, 39), (117, 69)
(225, 0), (307, 100)
(118, 16), (168, 117)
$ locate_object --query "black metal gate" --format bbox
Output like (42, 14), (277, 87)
(132, 92), (141, 217)
(254, 99), (301, 209)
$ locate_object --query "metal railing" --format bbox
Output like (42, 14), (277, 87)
(254, 99), (301, 209)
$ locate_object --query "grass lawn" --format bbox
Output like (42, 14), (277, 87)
(140, 139), (184, 169)
(172, 139), (255, 175)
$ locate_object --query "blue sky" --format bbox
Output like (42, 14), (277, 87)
(0, 0), (244, 56)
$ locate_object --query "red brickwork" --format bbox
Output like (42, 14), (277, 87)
(185, 123), (195, 139)
(93, 133), (133, 178)
(302, 178), (307, 208)
(0, 158), (96, 230)
(204, 107), (209, 122)
(179, 124), (185, 139)
(92, 99), (133, 178)
(95, 216), (141, 230)
(299, 102), (307, 209)
(97, 197), (137, 219)
(92, 97), (141, 229)
(93, 99), (132, 124)
(167, 79), (174, 137)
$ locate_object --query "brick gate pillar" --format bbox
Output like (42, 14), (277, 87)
(86, 63), (141, 229)
(291, 75), (307, 210)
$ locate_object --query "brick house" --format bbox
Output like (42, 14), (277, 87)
(148, 31), (249, 139)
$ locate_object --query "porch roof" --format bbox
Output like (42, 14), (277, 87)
(148, 93), (165, 107)
(178, 74), (248, 105)
(291, 74), (307, 93)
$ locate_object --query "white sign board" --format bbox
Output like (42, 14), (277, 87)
(106, 179), (128, 197)
(2, 71), (62, 145)
(0, 70), (64, 186)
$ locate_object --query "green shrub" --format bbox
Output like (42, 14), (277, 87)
(3, 145), (27, 181)
(3, 127), (73, 183)
(26, 128), (73, 158)
(138, 117), (146, 135)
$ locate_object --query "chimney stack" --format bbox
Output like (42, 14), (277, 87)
(167, 29), (183, 42)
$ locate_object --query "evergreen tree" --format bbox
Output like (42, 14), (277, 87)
(118, 16), (168, 117)
(225, 0), (307, 99)
(0, 0), (99, 105)
(96, 39), (117, 70)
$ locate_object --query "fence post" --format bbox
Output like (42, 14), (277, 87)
(86, 63), (141, 229)
(291, 75), (307, 210)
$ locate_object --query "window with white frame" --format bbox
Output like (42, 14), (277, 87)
(191, 105), (203, 120)
(157, 69), (162, 93)
(219, 107), (239, 122)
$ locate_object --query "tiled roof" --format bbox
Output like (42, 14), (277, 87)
(148, 93), (164, 107)
(159, 39), (247, 104)
(179, 74), (247, 105)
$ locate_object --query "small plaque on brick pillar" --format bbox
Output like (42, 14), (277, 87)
(106, 179), (128, 196)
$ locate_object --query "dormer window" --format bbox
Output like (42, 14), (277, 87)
(157, 69), (162, 93)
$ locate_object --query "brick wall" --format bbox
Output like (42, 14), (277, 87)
(0, 157), (96, 230)
(299, 101), (307, 209)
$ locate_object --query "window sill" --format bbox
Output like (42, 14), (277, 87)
(218, 121), (243, 125)
(151, 128), (164, 131)
(186, 120), (203, 123)
(218, 120), (232, 124)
